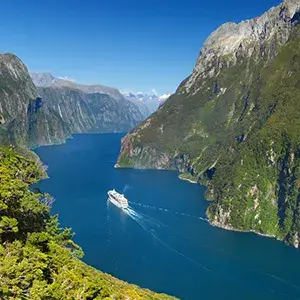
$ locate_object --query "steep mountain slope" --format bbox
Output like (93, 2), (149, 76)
(117, 0), (300, 247)
(30, 72), (124, 101)
(0, 147), (175, 299)
(0, 54), (70, 148)
(0, 58), (143, 148)
(37, 86), (143, 134)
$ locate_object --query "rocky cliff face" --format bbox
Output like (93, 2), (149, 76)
(117, 0), (300, 247)
(0, 56), (143, 148)
(26, 97), (71, 147)
(37, 86), (143, 134)
(0, 54), (71, 147)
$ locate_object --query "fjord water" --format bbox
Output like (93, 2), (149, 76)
(35, 134), (300, 300)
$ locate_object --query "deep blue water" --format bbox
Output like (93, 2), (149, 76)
(35, 134), (300, 300)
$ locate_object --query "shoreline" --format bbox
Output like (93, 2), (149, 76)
(178, 174), (198, 184)
(114, 162), (297, 247)
(209, 220), (277, 239)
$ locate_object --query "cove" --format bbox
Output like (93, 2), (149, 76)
(34, 134), (300, 300)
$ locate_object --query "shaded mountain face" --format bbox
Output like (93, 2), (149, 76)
(0, 57), (143, 148)
(0, 54), (70, 147)
(30, 72), (124, 101)
(37, 86), (143, 134)
(117, 0), (300, 247)
(30, 73), (170, 119)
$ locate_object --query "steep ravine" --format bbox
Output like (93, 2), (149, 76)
(117, 0), (300, 247)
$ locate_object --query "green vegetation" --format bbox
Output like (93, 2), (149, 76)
(118, 24), (300, 247)
(117, 154), (134, 168)
(207, 25), (300, 243)
(0, 147), (175, 299)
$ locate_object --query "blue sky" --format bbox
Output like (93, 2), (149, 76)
(0, 0), (281, 94)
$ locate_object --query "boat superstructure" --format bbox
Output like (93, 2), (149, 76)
(107, 189), (129, 209)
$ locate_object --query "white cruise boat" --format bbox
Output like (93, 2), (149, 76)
(107, 189), (128, 209)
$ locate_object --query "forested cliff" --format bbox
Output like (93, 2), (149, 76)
(117, 0), (300, 247)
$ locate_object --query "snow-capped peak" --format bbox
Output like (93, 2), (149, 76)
(122, 91), (172, 115)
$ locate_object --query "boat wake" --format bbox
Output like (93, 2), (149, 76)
(128, 201), (208, 222)
(126, 204), (300, 293)
(108, 201), (300, 296)
(125, 207), (165, 230)
(123, 205), (212, 272)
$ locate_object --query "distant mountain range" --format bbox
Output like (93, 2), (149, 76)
(122, 92), (170, 115)
(31, 72), (170, 118)
(30, 72), (124, 101)
(0, 62), (144, 148)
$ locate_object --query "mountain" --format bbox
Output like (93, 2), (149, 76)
(31, 72), (147, 126)
(30, 72), (124, 101)
(159, 94), (171, 104)
(37, 86), (143, 134)
(0, 60), (143, 148)
(117, 0), (300, 247)
(31, 72), (170, 119)
(0, 54), (71, 148)
(122, 92), (151, 118)
(123, 92), (170, 116)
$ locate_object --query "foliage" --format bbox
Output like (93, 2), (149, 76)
(118, 24), (300, 247)
(0, 147), (176, 299)
(206, 25), (300, 243)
